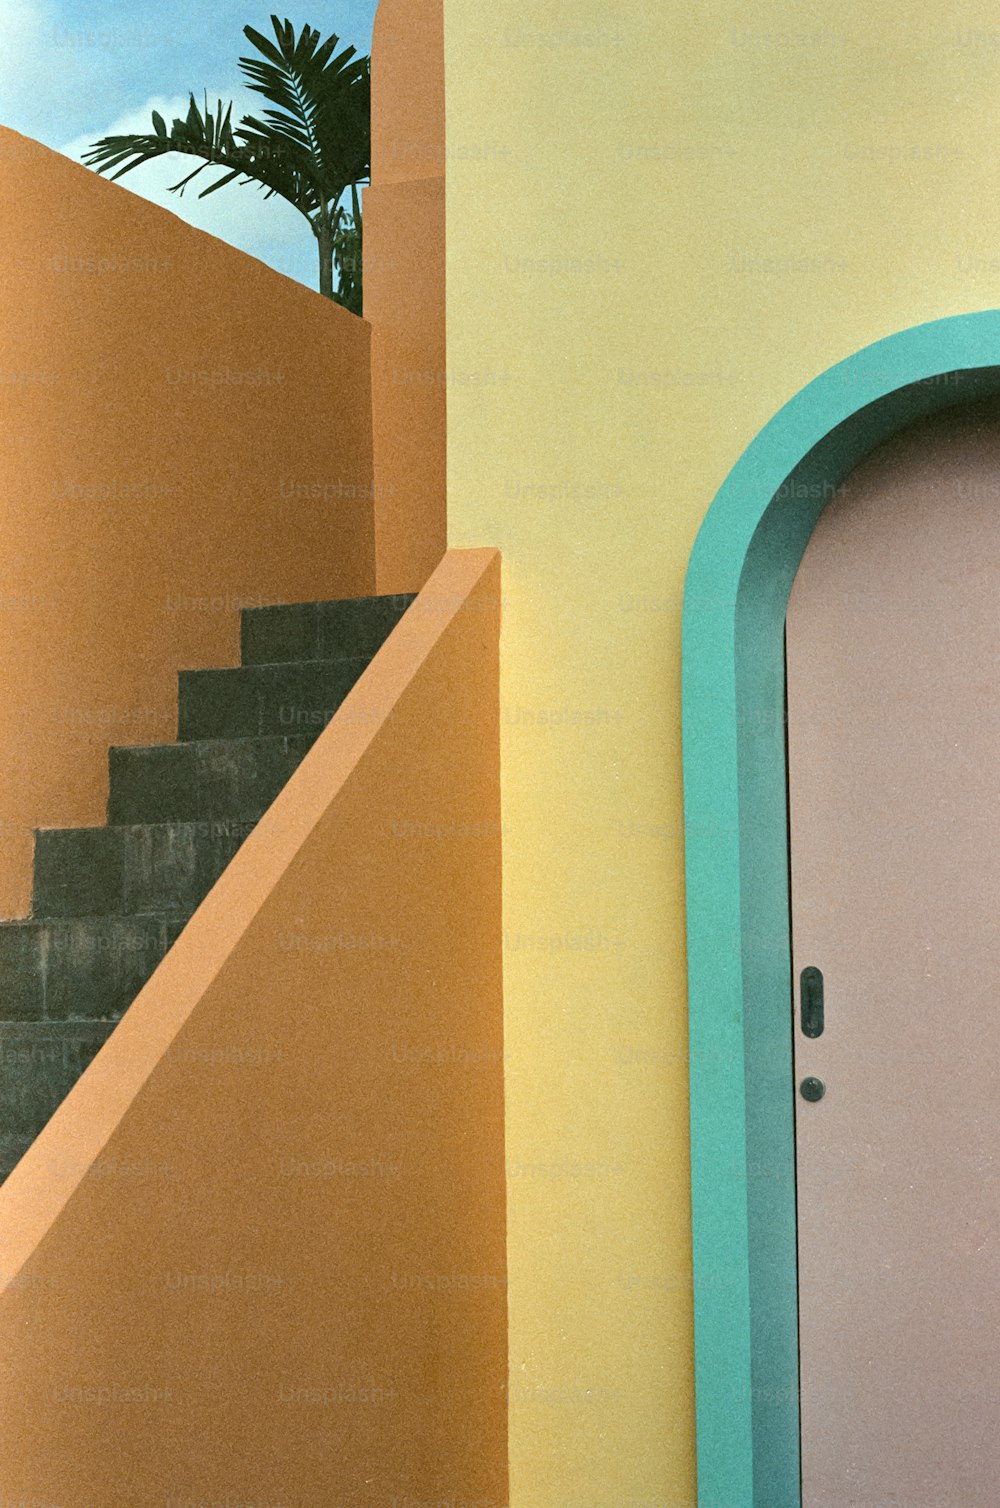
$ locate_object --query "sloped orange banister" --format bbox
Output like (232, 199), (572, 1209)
(0, 547), (506, 1507)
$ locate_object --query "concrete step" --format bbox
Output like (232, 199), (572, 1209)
(240, 593), (415, 666)
(0, 915), (186, 1023)
(33, 818), (253, 920)
(177, 655), (372, 742)
(2, 590), (418, 1182)
(108, 734), (314, 826)
(0, 1020), (118, 1177)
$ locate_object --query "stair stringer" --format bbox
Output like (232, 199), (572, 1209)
(0, 547), (506, 1508)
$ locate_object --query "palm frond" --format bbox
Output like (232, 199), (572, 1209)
(238, 16), (370, 203)
(83, 92), (315, 216)
(83, 20), (372, 304)
(332, 212), (362, 315)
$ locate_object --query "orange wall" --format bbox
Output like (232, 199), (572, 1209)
(0, 127), (376, 918)
(366, 0), (447, 595)
(0, 548), (506, 1508)
(371, 0), (445, 184)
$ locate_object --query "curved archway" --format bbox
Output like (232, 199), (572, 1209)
(682, 312), (1000, 1507)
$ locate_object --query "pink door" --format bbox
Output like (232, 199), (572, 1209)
(786, 399), (1000, 1507)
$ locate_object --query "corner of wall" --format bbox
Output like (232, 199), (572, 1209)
(366, 0), (447, 595)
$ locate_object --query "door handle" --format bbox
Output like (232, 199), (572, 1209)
(800, 965), (824, 1038)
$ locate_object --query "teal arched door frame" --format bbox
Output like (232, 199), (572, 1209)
(682, 313), (1000, 1508)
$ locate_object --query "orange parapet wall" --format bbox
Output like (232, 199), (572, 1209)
(0, 127), (376, 918)
(0, 547), (506, 1506)
(366, 0), (447, 596)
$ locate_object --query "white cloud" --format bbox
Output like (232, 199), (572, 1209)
(0, 0), (40, 39)
(0, 0), (101, 130)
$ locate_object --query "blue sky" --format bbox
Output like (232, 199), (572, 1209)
(0, 0), (378, 290)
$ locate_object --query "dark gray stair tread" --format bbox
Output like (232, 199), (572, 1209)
(0, 916), (184, 1022)
(34, 818), (255, 920)
(32, 827), (126, 919)
(108, 734), (315, 826)
(178, 655), (372, 743)
(6, 592), (418, 1177)
(241, 593), (415, 666)
(0, 1020), (118, 1144)
(0, 1133), (34, 1180)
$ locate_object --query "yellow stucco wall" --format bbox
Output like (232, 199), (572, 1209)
(443, 3), (1000, 1501)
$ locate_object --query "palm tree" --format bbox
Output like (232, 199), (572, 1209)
(83, 16), (370, 313)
